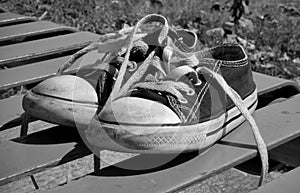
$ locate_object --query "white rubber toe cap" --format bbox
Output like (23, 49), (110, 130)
(32, 75), (98, 103)
(98, 97), (181, 125)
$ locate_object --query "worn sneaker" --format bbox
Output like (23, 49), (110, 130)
(87, 43), (258, 152)
(85, 14), (268, 185)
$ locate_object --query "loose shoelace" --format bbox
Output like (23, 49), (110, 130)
(57, 14), (268, 186)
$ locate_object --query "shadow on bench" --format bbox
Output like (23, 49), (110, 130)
(0, 125), (91, 186)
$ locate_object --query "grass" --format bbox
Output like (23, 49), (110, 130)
(0, 0), (299, 99)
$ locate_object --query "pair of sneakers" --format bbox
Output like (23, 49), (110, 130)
(23, 14), (268, 185)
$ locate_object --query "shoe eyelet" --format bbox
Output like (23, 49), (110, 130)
(127, 61), (137, 72)
(194, 80), (202, 86)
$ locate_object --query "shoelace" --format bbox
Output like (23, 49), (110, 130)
(57, 14), (268, 186)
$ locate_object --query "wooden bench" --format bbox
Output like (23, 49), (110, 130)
(1, 9), (300, 192)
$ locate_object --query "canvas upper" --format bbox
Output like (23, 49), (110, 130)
(98, 44), (256, 126)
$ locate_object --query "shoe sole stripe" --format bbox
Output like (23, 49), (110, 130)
(201, 88), (257, 136)
(206, 98), (257, 137)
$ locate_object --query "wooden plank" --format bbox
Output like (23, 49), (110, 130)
(253, 72), (300, 95)
(0, 95), (23, 130)
(0, 56), (70, 90)
(0, 12), (28, 21)
(250, 166), (300, 193)
(253, 73), (300, 108)
(0, 125), (91, 185)
(0, 12), (36, 27)
(0, 50), (104, 91)
(0, 21), (76, 44)
(0, 56), (67, 89)
(0, 31), (100, 68)
(41, 94), (300, 193)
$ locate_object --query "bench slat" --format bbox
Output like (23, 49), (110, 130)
(0, 12), (35, 27)
(250, 166), (300, 193)
(0, 56), (70, 91)
(253, 72), (299, 95)
(42, 94), (300, 193)
(0, 32), (99, 68)
(0, 21), (75, 44)
(0, 125), (91, 185)
(0, 50), (104, 90)
(0, 95), (24, 130)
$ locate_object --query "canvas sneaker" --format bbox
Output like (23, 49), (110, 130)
(88, 43), (258, 152)
(84, 14), (268, 185)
